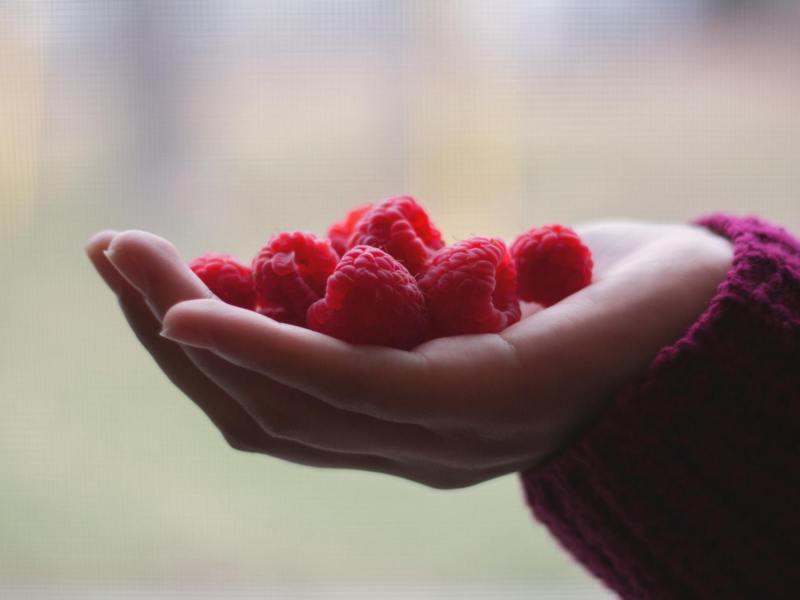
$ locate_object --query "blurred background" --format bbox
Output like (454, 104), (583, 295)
(1, 1), (799, 598)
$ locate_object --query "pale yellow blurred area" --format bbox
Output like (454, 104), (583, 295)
(407, 36), (800, 239)
(178, 9), (799, 249)
(0, 21), (43, 237)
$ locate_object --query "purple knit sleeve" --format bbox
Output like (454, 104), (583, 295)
(520, 215), (800, 600)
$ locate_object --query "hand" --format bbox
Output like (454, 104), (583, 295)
(86, 221), (732, 488)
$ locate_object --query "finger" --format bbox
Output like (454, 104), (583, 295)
(161, 298), (433, 423)
(88, 230), (246, 431)
(104, 229), (213, 319)
(117, 297), (407, 475)
(124, 311), (450, 485)
(117, 304), (402, 473)
(87, 230), (267, 442)
(88, 232), (409, 474)
(95, 231), (478, 462)
(182, 347), (507, 469)
(86, 230), (125, 293)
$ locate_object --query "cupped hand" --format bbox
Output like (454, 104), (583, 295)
(86, 221), (732, 488)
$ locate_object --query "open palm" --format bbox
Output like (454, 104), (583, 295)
(87, 221), (731, 488)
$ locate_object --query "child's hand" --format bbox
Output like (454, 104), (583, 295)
(86, 221), (731, 488)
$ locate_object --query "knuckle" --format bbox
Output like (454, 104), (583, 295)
(256, 411), (299, 440)
(223, 433), (258, 453)
(402, 462), (489, 490)
(420, 472), (484, 490)
(426, 433), (510, 471)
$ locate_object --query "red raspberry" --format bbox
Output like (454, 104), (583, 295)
(252, 231), (338, 325)
(307, 245), (428, 349)
(189, 253), (256, 310)
(511, 224), (593, 307)
(328, 203), (372, 256)
(346, 196), (444, 276)
(418, 237), (520, 336)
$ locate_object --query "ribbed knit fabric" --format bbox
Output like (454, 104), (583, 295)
(520, 215), (800, 600)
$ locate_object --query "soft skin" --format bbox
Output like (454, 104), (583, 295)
(86, 221), (732, 489)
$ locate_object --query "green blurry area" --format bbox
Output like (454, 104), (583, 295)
(1, 1), (799, 593)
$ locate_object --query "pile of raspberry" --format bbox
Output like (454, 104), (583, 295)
(189, 196), (593, 349)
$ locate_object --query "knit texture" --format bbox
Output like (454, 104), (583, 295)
(520, 215), (800, 599)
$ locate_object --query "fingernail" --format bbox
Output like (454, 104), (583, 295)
(86, 229), (118, 246)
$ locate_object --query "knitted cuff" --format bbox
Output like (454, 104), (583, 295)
(520, 214), (800, 600)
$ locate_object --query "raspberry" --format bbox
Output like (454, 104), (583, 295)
(252, 231), (338, 325)
(511, 224), (593, 307)
(418, 237), (520, 336)
(189, 253), (256, 310)
(307, 245), (428, 349)
(346, 196), (444, 276)
(328, 203), (372, 256)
